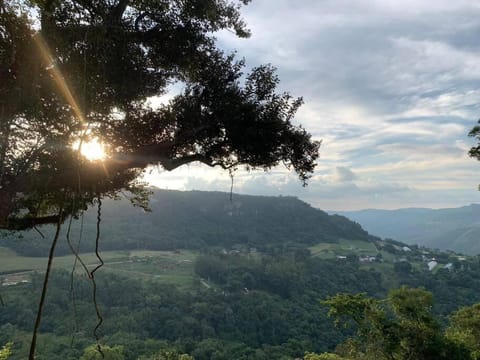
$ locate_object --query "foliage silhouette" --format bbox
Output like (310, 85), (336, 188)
(0, 0), (319, 231)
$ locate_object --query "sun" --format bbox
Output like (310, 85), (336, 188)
(74, 138), (106, 161)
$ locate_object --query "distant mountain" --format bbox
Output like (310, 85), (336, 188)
(335, 204), (480, 254)
(1, 189), (375, 256)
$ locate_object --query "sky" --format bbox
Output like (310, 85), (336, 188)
(144, 0), (480, 211)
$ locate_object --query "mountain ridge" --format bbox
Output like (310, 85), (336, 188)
(335, 204), (480, 254)
(1, 188), (377, 257)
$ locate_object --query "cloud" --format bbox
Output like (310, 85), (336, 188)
(145, 1), (480, 210)
(334, 167), (357, 182)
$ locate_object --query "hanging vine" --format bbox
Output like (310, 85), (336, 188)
(66, 209), (89, 345)
(1, 1), (321, 358)
(28, 202), (65, 360)
(89, 196), (105, 353)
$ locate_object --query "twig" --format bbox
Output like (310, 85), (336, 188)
(33, 225), (45, 239)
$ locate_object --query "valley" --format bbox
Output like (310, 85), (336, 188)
(337, 204), (480, 254)
(1, 190), (480, 359)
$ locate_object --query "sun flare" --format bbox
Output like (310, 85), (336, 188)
(74, 138), (106, 161)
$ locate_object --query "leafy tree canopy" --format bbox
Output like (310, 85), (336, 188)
(321, 287), (471, 360)
(469, 120), (480, 190)
(80, 344), (125, 360)
(470, 121), (480, 160)
(0, 343), (12, 360)
(0, 0), (320, 230)
(447, 303), (480, 359)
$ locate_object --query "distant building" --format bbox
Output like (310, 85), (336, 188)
(402, 246), (412, 252)
(427, 260), (438, 271)
(444, 263), (454, 271)
(336, 255), (347, 260)
(1, 279), (30, 286)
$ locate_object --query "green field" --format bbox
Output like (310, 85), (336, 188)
(309, 238), (378, 258)
(0, 247), (197, 288)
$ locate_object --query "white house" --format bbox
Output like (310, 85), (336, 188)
(427, 260), (438, 271)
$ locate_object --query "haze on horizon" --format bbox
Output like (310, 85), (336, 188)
(144, 0), (480, 211)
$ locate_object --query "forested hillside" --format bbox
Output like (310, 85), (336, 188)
(337, 204), (480, 254)
(3, 0), (480, 358)
(1, 190), (373, 257)
(2, 246), (480, 359)
(2, 191), (480, 359)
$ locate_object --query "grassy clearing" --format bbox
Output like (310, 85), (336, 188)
(338, 238), (377, 252)
(0, 248), (126, 274)
(0, 246), (17, 258)
(379, 250), (396, 262)
(308, 242), (338, 257)
(309, 238), (378, 258)
(0, 247), (197, 288)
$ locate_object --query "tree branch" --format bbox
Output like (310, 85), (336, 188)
(7, 215), (67, 231)
(110, 0), (130, 22)
(160, 154), (228, 171)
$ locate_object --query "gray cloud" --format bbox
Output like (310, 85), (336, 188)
(147, 1), (480, 210)
(334, 167), (357, 182)
(221, 0), (480, 118)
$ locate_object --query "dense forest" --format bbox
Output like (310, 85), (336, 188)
(1, 190), (372, 257)
(2, 0), (480, 358)
(2, 249), (480, 359)
(2, 191), (480, 359)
